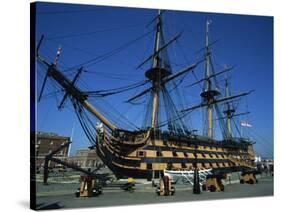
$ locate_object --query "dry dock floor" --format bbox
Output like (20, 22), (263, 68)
(36, 175), (273, 209)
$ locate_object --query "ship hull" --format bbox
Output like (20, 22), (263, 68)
(96, 129), (255, 179)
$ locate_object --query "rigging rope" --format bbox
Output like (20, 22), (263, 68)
(63, 30), (154, 71)
(72, 100), (97, 146)
(46, 22), (148, 40)
(86, 80), (149, 97)
(214, 103), (228, 139)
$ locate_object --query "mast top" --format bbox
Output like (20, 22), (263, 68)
(201, 19), (221, 99)
(145, 9), (172, 81)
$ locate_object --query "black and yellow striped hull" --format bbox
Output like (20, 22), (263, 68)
(96, 129), (255, 179)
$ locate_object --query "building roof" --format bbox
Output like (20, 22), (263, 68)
(36, 131), (70, 140)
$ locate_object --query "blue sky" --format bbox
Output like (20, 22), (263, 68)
(35, 2), (273, 158)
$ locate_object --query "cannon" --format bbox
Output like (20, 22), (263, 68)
(240, 170), (259, 184)
(202, 174), (225, 192)
(75, 176), (102, 197)
(156, 175), (175, 196)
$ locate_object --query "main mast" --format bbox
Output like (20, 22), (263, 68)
(200, 20), (221, 139)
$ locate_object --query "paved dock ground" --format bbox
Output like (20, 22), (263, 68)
(36, 176), (273, 210)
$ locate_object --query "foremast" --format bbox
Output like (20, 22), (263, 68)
(148, 10), (175, 130)
(151, 10), (162, 129)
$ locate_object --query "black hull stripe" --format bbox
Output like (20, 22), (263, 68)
(100, 145), (231, 167)
(143, 145), (248, 156)
(97, 145), (249, 179)
(164, 136), (250, 150)
(142, 157), (229, 164)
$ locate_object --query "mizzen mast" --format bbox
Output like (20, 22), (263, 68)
(224, 72), (235, 139)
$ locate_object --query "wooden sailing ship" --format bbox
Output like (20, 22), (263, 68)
(36, 10), (256, 180)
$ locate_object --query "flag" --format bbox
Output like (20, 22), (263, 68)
(240, 120), (252, 127)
